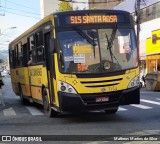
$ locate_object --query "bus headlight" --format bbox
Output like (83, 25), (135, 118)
(128, 75), (140, 88)
(58, 81), (77, 94)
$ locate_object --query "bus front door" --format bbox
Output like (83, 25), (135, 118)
(44, 32), (55, 105)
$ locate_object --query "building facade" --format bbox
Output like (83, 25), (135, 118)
(73, 0), (89, 10)
(114, 0), (160, 75)
(40, 0), (88, 19)
(40, 0), (60, 18)
(89, 0), (125, 9)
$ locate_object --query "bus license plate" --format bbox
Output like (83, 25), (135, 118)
(96, 97), (109, 102)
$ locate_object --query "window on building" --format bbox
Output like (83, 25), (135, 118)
(152, 5), (156, 15)
(146, 7), (150, 16)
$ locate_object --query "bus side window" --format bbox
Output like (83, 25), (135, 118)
(29, 35), (35, 50)
(9, 48), (15, 68)
(18, 42), (23, 66)
(35, 31), (44, 63)
(28, 35), (36, 65)
(14, 45), (19, 67)
(22, 43), (28, 66)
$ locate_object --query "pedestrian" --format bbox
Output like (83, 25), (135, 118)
(142, 75), (146, 87)
(0, 72), (5, 106)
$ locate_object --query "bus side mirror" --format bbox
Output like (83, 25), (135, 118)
(49, 39), (55, 53)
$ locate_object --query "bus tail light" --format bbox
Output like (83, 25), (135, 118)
(58, 81), (77, 94)
(128, 75), (139, 88)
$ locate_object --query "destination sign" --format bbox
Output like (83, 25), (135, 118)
(56, 12), (129, 27)
(70, 15), (118, 24)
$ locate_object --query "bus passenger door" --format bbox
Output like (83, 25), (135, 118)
(44, 32), (55, 105)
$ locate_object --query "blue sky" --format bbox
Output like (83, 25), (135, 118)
(0, 0), (40, 50)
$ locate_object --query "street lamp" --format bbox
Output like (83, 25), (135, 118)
(0, 27), (17, 36)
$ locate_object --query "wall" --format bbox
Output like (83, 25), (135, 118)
(40, 0), (60, 19)
(89, 0), (124, 10)
(139, 18), (160, 59)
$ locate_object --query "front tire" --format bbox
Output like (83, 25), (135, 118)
(42, 89), (57, 117)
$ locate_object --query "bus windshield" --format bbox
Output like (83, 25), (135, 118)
(57, 27), (138, 74)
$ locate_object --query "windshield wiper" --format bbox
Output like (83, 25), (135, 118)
(72, 26), (97, 47)
(105, 24), (120, 67)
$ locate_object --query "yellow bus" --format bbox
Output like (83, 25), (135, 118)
(9, 10), (140, 117)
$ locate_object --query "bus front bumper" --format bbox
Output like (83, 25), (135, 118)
(58, 86), (140, 112)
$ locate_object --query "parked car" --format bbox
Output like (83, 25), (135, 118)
(1, 70), (9, 77)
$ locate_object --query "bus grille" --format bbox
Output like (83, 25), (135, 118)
(80, 78), (123, 88)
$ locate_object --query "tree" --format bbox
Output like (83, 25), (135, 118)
(57, 1), (73, 12)
(90, 6), (96, 10)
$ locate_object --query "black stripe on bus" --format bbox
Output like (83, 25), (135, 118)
(84, 83), (119, 88)
(81, 78), (122, 84)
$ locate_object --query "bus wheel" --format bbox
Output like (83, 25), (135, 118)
(42, 89), (57, 117)
(104, 108), (118, 114)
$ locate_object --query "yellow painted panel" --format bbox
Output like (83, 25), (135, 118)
(147, 55), (160, 60)
(21, 85), (31, 96)
(152, 29), (160, 45)
(12, 83), (19, 94)
(57, 67), (139, 94)
(28, 65), (48, 87)
(31, 86), (42, 101)
(146, 30), (160, 54)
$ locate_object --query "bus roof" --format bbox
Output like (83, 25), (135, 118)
(9, 14), (52, 47)
(9, 9), (130, 47)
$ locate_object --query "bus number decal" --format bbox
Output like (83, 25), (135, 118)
(108, 86), (117, 92)
(29, 68), (42, 76)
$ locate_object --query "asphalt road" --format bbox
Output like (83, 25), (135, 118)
(0, 77), (160, 144)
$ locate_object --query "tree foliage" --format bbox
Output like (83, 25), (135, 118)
(57, 2), (73, 12)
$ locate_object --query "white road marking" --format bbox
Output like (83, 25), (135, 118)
(26, 106), (44, 116)
(140, 91), (159, 94)
(3, 107), (16, 116)
(131, 104), (152, 109)
(140, 99), (160, 106)
(156, 98), (160, 101)
(118, 107), (127, 111)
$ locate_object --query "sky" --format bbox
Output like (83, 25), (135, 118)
(0, 0), (40, 50)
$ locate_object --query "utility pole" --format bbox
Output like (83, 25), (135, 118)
(135, 0), (141, 60)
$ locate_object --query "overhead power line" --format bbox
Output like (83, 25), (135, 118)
(0, 5), (41, 16)
(0, 9), (40, 19)
(5, 0), (39, 12)
(2, 0), (56, 18)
